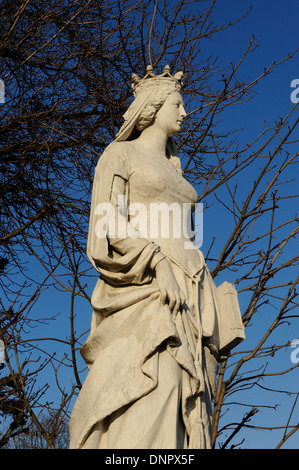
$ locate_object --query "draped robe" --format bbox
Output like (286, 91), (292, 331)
(69, 141), (220, 449)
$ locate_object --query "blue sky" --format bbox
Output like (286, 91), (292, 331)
(198, 0), (299, 449)
(208, 0), (298, 121)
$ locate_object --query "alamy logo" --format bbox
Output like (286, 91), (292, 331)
(290, 339), (299, 364)
(0, 340), (5, 365)
(94, 200), (203, 249)
(0, 80), (4, 104)
(290, 79), (299, 104)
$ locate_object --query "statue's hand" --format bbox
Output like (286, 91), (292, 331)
(155, 258), (186, 316)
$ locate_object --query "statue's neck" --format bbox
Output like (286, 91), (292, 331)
(134, 126), (168, 157)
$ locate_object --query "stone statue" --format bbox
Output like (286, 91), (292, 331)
(69, 65), (245, 449)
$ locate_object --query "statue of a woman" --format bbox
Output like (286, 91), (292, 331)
(69, 66), (244, 449)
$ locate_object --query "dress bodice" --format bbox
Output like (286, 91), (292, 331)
(108, 141), (204, 277)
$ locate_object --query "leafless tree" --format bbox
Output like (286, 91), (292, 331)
(0, 0), (298, 448)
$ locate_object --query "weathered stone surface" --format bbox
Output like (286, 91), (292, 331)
(69, 66), (245, 449)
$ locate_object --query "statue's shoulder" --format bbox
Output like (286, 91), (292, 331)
(95, 141), (136, 176)
(99, 141), (138, 168)
(104, 140), (135, 157)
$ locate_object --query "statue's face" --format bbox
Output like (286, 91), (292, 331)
(154, 91), (186, 137)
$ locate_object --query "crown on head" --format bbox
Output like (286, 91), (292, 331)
(131, 65), (183, 96)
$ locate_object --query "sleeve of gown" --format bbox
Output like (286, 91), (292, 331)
(87, 146), (166, 285)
